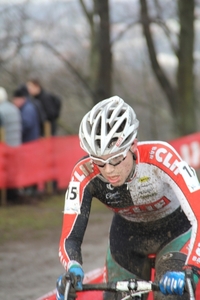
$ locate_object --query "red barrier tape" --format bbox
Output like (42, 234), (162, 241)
(0, 136), (86, 189)
(0, 133), (200, 189)
(169, 132), (200, 169)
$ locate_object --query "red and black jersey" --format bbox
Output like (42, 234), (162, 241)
(59, 141), (200, 272)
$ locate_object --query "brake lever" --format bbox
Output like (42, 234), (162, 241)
(64, 273), (77, 300)
(64, 280), (71, 300)
(185, 269), (195, 300)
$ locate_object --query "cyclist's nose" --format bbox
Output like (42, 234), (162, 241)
(104, 163), (115, 173)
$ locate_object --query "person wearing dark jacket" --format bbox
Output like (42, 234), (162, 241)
(26, 78), (61, 136)
(12, 85), (41, 197)
(12, 85), (40, 143)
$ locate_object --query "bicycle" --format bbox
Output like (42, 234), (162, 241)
(63, 268), (196, 300)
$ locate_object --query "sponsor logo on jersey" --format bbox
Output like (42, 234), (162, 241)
(116, 196), (170, 215)
(138, 176), (150, 182)
(59, 247), (68, 269)
(107, 183), (115, 190)
(106, 191), (120, 200)
(150, 146), (180, 175)
(192, 243), (200, 264)
(73, 160), (94, 182)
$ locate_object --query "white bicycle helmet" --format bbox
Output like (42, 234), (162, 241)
(79, 95), (139, 156)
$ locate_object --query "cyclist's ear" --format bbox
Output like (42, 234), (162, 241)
(130, 138), (138, 153)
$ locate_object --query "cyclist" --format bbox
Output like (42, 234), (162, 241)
(56, 96), (200, 299)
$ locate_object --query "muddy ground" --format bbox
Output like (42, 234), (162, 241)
(0, 209), (113, 300)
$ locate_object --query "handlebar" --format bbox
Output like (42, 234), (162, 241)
(64, 273), (196, 300)
(82, 279), (159, 292)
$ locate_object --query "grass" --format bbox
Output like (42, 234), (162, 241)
(0, 194), (63, 244)
(0, 193), (109, 245)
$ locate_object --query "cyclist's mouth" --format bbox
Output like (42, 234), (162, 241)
(107, 176), (120, 184)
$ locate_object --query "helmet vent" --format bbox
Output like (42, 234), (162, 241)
(79, 96), (139, 156)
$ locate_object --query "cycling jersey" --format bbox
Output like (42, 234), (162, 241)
(58, 141), (200, 273)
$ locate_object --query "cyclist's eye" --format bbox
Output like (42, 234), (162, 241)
(92, 159), (104, 166)
(110, 155), (123, 164)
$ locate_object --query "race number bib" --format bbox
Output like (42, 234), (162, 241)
(178, 161), (200, 192)
(64, 182), (81, 214)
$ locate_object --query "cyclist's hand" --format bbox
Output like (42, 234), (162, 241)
(159, 271), (185, 295)
(69, 263), (84, 291)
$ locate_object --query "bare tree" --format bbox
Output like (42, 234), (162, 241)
(79, 0), (112, 104)
(139, 0), (196, 136)
(0, 0), (198, 138)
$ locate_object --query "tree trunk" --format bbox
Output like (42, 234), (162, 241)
(140, 0), (178, 116)
(140, 0), (196, 136)
(80, 0), (112, 105)
(177, 0), (196, 134)
(95, 0), (112, 103)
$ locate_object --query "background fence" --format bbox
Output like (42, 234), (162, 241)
(0, 132), (200, 205)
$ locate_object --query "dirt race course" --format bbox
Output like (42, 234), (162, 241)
(0, 209), (113, 300)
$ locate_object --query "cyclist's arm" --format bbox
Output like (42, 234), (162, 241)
(58, 157), (97, 271)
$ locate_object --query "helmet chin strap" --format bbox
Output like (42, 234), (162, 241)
(126, 152), (137, 183)
(132, 152), (137, 161)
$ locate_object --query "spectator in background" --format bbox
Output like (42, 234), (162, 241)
(0, 87), (22, 203)
(12, 85), (40, 143)
(0, 87), (22, 146)
(12, 85), (41, 198)
(26, 78), (62, 136)
(21, 82), (47, 137)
